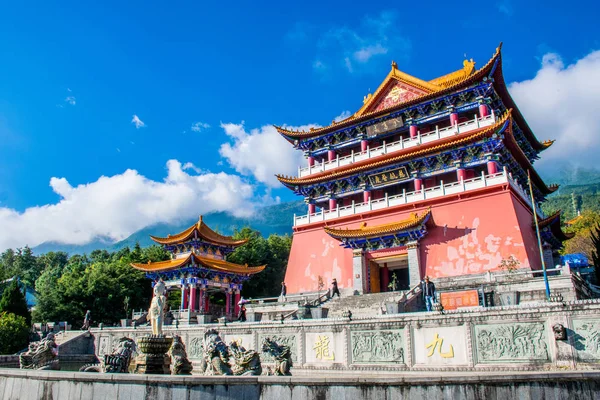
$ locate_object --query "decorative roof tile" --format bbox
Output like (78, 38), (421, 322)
(324, 208), (431, 239)
(150, 216), (248, 247)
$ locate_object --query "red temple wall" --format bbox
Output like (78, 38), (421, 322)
(284, 188), (542, 294)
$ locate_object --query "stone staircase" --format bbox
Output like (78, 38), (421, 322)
(325, 286), (424, 318)
(54, 330), (88, 346)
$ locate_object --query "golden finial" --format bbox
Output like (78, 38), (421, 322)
(391, 60), (398, 69)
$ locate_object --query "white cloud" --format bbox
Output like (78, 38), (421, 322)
(182, 162), (204, 174)
(509, 50), (600, 166)
(64, 96), (76, 106)
(0, 160), (259, 251)
(219, 122), (318, 187)
(131, 115), (145, 129)
(497, 0), (513, 15)
(315, 10), (410, 74)
(334, 110), (352, 122)
(191, 121), (211, 132)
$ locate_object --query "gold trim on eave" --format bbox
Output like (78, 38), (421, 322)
(324, 208), (431, 239)
(150, 216), (248, 247)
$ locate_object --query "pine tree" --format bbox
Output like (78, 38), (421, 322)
(0, 279), (31, 326)
(591, 224), (600, 285)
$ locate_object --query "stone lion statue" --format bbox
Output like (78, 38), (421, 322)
(169, 335), (193, 375)
(20, 333), (59, 370)
(261, 337), (292, 376)
(229, 341), (262, 376)
(198, 329), (232, 376)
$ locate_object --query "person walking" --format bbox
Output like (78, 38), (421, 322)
(422, 276), (436, 312)
(81, 310), (91, 330)
(331, 278), (341, 298)
(280, 282), (287, 302)
(237, 304), (247, 322)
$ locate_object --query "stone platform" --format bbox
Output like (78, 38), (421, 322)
(0, 369), (599, 399)
(91, 299), (600, 373)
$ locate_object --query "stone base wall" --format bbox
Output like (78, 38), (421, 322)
(90, 300), (600, 373)
(0, 369), (599, 400)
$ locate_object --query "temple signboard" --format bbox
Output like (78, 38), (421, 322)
(366, 116), (403, 137)
(440, 290), (480, 310)
(368, 167), (409, 187)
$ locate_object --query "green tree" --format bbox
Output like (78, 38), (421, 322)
(227, 228), (291, 298)
(0, 313), (29, 354)
(0, 279), (31, 325)
(14, 246), (42, 288)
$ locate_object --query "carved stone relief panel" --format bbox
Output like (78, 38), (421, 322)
(222, 334), (254, 350)
(258, 333), (298, 362)
(350, 329), (405, 364)
(474, 323), (549, 363)
(98, 336), (110, 356)
(572, 319), (600, 362)
(187, 336), (204, 360)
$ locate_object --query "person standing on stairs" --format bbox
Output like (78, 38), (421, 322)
(422, 276), (436, 312)
(331, 278), (341, 298)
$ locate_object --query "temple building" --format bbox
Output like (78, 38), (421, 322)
(131, 216), (265, 320)
(276, 44), (571, 295)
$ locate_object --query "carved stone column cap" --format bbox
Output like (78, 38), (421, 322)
(406, 241), (419, 249)
(352, 249), (363, 257)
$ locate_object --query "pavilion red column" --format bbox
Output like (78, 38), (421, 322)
(450, 112), (459, 126)
(234, 291), (241, 317)
(361, 140), (368, 152)
(328, 150), (336, 162)
(329, 198), (337, 210)
(487, 161), (498, 175)
(363, 190), (371, 203)
(381, 264), (390, 292)
(457, 168), (466, 181)
(409, 124), (418, 139)
(414, 178), (422, 192)
(308, 203), (316, 214)
(308, 156), (315, 167)
(204, 290), (210, 313)
(189, 285), (197, 311)
(479, 103), (489, 118)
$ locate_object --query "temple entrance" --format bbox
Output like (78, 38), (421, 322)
(370, 255), (410, 293)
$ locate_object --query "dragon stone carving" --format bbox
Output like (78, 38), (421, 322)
(229, 341), (262, 376)
(198, 329), (232, 376)
(169, 335), (193, 375)
(19, 333), (60, 370)
(80, 337), (136, 373)
(261, 337), (292, 376)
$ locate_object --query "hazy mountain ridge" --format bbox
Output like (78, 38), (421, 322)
(32, 201), (306, 255)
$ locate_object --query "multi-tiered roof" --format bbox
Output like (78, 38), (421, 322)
(131, 216), (265, 282)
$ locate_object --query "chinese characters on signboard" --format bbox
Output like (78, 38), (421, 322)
(439, 290), (480, 310)
(368, 167), (409, 187)
(366, 116), (404, 136)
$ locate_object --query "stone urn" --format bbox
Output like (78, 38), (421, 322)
(135, 335), (173, 374)
(196, 313), (213, 324)
(310, 307), (328, 319)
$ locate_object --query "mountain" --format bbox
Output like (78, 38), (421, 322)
(32, 200), (305, 255)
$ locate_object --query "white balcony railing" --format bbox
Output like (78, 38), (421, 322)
(298, 112), (496, 177)
(293, 167), (544, 227)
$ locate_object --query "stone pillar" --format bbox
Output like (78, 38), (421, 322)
(409, 124), (418, 139)
(479, 103), (489, 118)
(457, 168), (466, 181)
(450, 112), (459, 126)
(363, 190), (371, 203)
(381, 263), (390, 292)
(308, 203), (316, 214)
(406, 241), (421, 288)
(328, 149), (336, 162)
(189, 285), (197, 311)
(361, 140), (368, 152)
(199, 286), (207, 313)
(329, 198), (337, 210)
(487, 160), (498, 175)
(352, 249), (366, 294)
(414, 178), (422, 192)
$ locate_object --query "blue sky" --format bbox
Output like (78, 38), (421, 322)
(0, 1), (599, 250)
